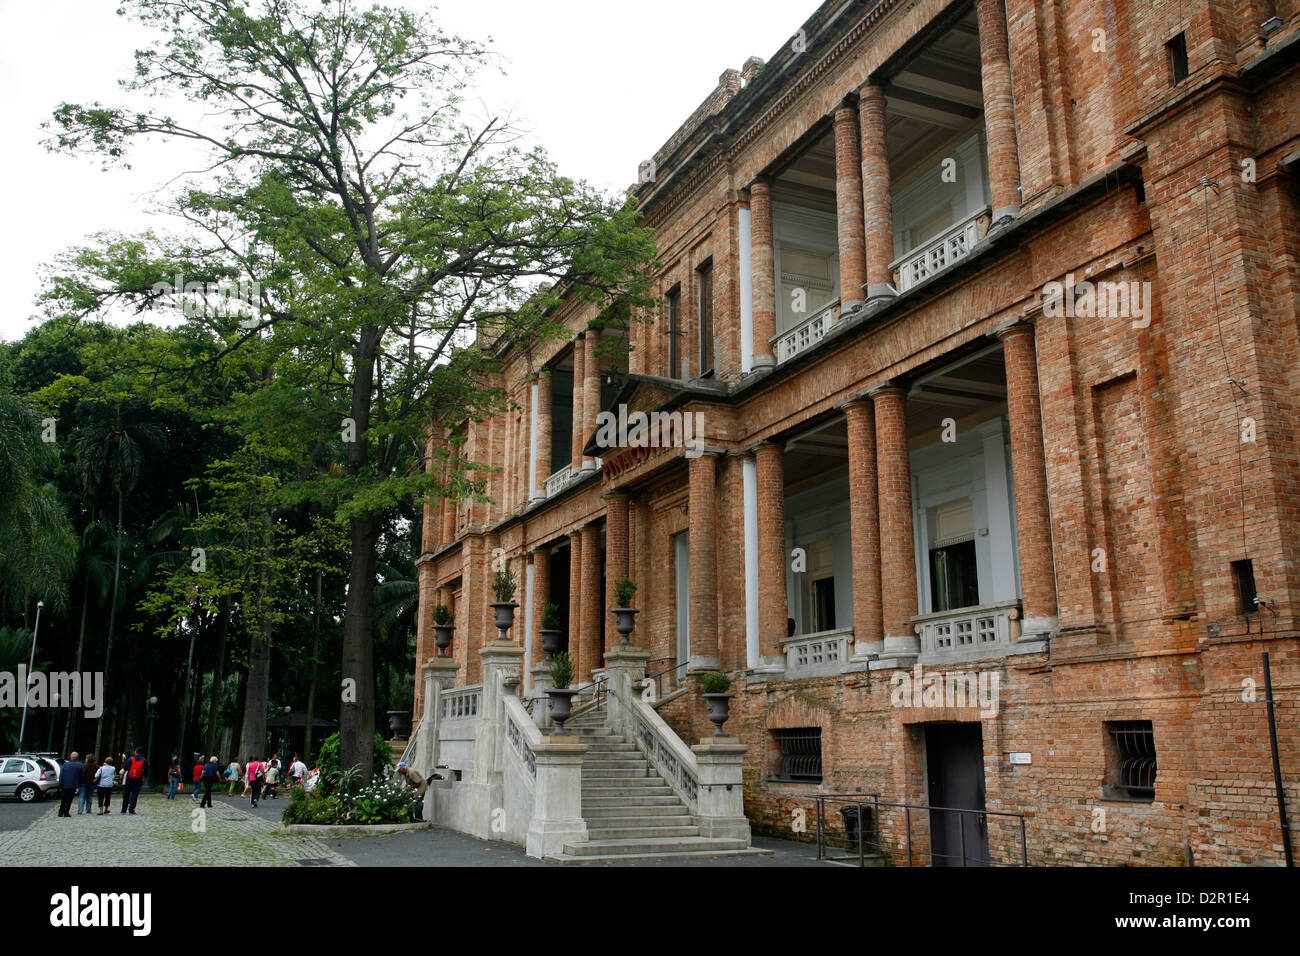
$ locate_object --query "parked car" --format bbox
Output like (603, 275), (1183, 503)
(0, 755), (59, 802)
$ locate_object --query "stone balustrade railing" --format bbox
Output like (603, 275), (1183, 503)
(891, 207), (990, 293)
(913, 599), (1021, 663)
(774, 299), (840, 364)
(782, 626), (854, 678)
(610, 684), (700, 811)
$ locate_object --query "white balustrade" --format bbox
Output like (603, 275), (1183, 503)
(891, 207), (989, 293)
(775, 300), (840, 363)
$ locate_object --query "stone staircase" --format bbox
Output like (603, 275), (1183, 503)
(553, 708), (768, 863)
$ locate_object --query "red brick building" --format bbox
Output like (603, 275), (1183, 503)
(415, 0), (1300, 865)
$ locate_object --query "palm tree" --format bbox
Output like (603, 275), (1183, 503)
(68, 402), (163, 754)
(0, 392), (77, 616)
(62, 520), (115, 752)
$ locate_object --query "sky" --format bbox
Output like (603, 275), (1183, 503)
(0, 0), (803, 343)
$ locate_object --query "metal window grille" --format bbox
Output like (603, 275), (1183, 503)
(772, 728), (822, 782)
(1109, 721), (1157, 798)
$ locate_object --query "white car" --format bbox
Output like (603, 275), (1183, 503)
(0, 755), (59, 802)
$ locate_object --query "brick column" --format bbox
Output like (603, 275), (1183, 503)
(582, 328), (601, 469)
(754, 441), (787, 667)
(976, 0), (1021, 223)
(579, 524), (603, 683)
(571, 335), (585, 472)
(688, 453), (719, 668)
(834, 101), (867, 310)
(530, 547), (550, 669)
(843, 398), (884, 655)
(566, 529), (583, 673)
(859, 81), (895, 302)
(870, 384), (920, 661)
(996, 322), (1058, 635)
(604, 491), (630, 652)
(749, 179), (777, 369)
(533, 372), (551, 499)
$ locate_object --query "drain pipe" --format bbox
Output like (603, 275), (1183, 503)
(1263, 652), (1293, 867)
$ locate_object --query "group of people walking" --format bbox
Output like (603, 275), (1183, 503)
(56, 749), (310, 815)
(55, 748), (149, 817)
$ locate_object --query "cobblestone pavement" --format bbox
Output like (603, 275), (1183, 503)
(2, 790), (827, 867)
(0, 792), (353, 867)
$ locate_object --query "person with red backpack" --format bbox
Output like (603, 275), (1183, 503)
(120, 747), (148, 815)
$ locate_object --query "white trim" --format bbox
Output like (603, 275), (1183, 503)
(528, 383), (539, 499)
(739, 206), (753, 374)
(743, 456), (760, 668)
(524, 560), (534, 693)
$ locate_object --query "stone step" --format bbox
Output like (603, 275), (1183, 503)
(560, 836), (750, 858)
(581, 794), (684, 808)
(551, 846), (773, 864)
(581, 758), (649, 769)
(584, 824), (702, 841)
(583, 767), (652, 779)
(582, 785), (676, 797)
(582, 776), (666, 789)
(582, 743), (639, 753)
(582, 806), (693, 822)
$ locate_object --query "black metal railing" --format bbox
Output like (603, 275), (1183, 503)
(642, 658), (691, 697)
(813, 794), (1029, 867)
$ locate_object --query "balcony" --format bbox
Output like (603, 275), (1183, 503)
(774, 300), (840, 364)
(891, 207), (990, 294)
(913, 599), (1021, 664)
(544, 463), (581, 498)
(783, 627), (853, 678)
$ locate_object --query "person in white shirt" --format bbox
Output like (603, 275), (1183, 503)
(94, 759), (116, 814)
(289, 756), (307, 785)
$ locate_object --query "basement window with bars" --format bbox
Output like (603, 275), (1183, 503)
(771, 728), (823, 783)
(1106, 721), (1157, 801)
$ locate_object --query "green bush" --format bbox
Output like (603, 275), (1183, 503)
(280, 777), (419, 826)
(699, 671), (732, 694)
(613, 578), (637, 607)
(540, 602), (562, 631)
(315, 732), (393, 792)
(491, 569), (517, 603)
(432, 603), (453, 625)
(549, 651), (574, 689)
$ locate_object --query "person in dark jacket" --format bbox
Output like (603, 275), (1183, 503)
(78, 755), (98, 815)
(199, 756), (220, 808)
(120, 747), (148, 815)
(58, 752), (85, 817)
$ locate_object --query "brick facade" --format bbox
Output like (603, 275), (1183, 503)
(414, 0), (1300, 865)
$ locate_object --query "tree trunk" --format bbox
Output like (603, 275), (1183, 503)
(63, 575), (90, 754)
(228, 667), (247, 764)
(339, 326), (381, 779)
(304, 569), (322, 761)
(93, 493), (124, 756)
(204, 598), (229, 758)
(237, 512), (275, 761)
(176, 619), (199, 763)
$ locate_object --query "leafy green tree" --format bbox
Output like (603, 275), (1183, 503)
(45, 0), (657, 777)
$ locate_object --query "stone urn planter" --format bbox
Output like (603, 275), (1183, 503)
(386, 710), (409, 740)
(490, 601), (518, 640)
(546, 688), (581, 734)
(611, 607), (639, 644)
(702, 693), (733, 737)
(539, 629), (563, 660)
(433, 624), (453, 657)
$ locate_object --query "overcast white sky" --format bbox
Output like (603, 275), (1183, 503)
(0, 0), (801, 343)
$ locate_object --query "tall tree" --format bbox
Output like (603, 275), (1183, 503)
(46, 0), (656, 777)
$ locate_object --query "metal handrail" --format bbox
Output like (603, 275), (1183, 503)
(813, 794), (1028, 867)
(641, 659), (691, 697)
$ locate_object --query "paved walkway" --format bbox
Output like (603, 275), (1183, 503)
(1, 791), (828, 867)
(0, 793), (353, 867)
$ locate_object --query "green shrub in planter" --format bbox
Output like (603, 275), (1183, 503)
(492, 569), (517, 603)
(699, 671), (732, 694)
(541, 602), (562, 630)
(613, 577), (637, 607)
(432, 604), (453, 626)
(549, 651), (574, 689)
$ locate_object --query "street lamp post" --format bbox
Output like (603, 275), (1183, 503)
(280, 706), (291, 764)
(17, 600), (44, 753)
(146, 696), (158, 786)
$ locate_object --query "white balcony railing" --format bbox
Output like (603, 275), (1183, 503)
(775, 300), (840, 364)
(544, 463), (579, 498)
(891, 207), (990, 294)
(913, 600), (1020, 661)
(782, 627), (853, 678)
